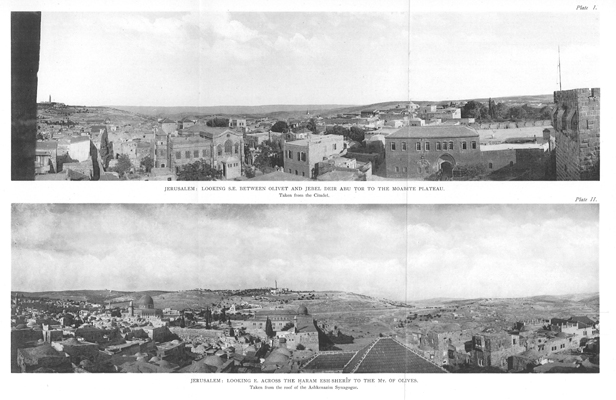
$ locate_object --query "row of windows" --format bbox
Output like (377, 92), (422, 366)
(174, 145), (240, 160)
(286, 150), (307, 162)
(390, 141), (477, 152)
(288, 168), (306, 177)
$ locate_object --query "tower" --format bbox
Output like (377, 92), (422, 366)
(552, 88), (600, 180)
(129, 301), (134, 317)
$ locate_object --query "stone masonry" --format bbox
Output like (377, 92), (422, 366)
(553, 88), (600, 180)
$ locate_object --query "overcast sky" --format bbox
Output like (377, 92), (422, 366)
(36, 10), (599, 106)
(12, 204), (598, 301)
(37, 12), (408, 107)
(410, 12), (600, 100)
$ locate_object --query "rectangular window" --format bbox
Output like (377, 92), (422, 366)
(471, 141), (477, 150)
(462, 142), (467, 150)
(301, 152), (306, 162)
(416, 142), (421, 151)
(391, 142), (396, 151)
(403, 167), (407, 173)
(395, 166), (399, 172)
(425, 142), (430, 151)
(185, 151), (190, 158)
(194, 150), (199, 158)
(202, 149), (207, 157)
(333, 144), (337, 150)
(175, 152), (181, 160)
(297, 152), (301, 161)
(436, 142), (441, 151)
(402, 142), (407, 151)
(448, 141), (454, 150)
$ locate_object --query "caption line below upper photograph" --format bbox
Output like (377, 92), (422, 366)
(11, 11), (599, 181)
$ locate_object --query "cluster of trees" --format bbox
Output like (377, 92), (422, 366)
(271, 121), (289, 133)
(176, 160), (223, 181)
(110, 154), (133, 178)
(462, 99), (553, 122)
(327, 125), (365, 143)
(253, 140), (283, 173)
(206, 117), (229, 127)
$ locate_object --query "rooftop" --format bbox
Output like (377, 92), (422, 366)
(388, 125), (479, 139)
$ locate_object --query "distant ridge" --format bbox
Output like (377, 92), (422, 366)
(110, 104), (356, 118)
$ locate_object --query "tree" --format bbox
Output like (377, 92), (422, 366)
(306, 118), (317, 133)
(140, 156), (154, 173)
(329, 125), (349, 138)
(349, 126), (365, 143)
(229, 326), (235, 337)
(176, 160), (223, 181)
(265, 317), (274, 338)
(220, 309), (226, 323)
(253, 141), (283, 172)
(206, 117), (229, 127)
(296, 344), (305, 351)
(271, 121), (289, 133)
(462, 100), (487, 120)
(99, 130), (113, 170)
(112, 154), (132, 178)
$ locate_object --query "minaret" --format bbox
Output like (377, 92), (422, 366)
(129, 301), (134, 317)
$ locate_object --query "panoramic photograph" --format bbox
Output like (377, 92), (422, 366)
(12, 204), (599, 373)
(12, 10), (600, 181)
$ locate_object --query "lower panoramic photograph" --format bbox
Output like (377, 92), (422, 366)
(11, 204), (599, 373)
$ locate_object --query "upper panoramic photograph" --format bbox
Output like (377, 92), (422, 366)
(12, 11), (599, 181)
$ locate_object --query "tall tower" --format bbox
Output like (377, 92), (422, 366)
(129, 301), (134, 317)
(49, 94), (51, 103)
(552, 88), (600, 180)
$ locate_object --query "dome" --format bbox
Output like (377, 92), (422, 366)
(297, 305), (308, 315)
(137, 295), (154, 309)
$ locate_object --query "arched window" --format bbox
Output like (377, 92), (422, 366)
(217, 145), (222, 156)
(224, 140), (233, 154)
(234, 143), (239, 154)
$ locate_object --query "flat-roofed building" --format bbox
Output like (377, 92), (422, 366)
(168, 126), (244, 179)
(385, 126), (480, 179)
(283, 134), (343, 178)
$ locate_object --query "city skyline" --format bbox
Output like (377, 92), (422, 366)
(12, 204), (599, 301)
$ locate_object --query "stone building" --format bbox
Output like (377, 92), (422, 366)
(283, 134), (344, 178)
(35, 141), (58, 174)
(243, 305), (320, 352)
(385, 126), (481, 179)
(167, 126), (244, 179)
(469, 332), (524, 371)
(552, 88), (600, 180)
(132, 295), (163, 319)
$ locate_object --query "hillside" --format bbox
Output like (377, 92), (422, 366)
(110, 104), (355, 119)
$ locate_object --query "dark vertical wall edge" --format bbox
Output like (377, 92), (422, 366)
(11, 12), (41, 181)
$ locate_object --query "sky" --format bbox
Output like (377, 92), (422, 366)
(409, 12), (600, 100)
(36, 10), (600, 107)
(12, 204), (598, 301)
(37, 12), (409, 107)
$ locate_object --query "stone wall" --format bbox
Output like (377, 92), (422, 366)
(553, 88), (600, 180)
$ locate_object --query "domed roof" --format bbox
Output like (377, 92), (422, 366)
(137, 295), (154, 308)
(297, 305), (308, 315)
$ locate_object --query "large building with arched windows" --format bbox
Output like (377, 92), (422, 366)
(165, 126), (244, 179)
(385, 125), (481, 179)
